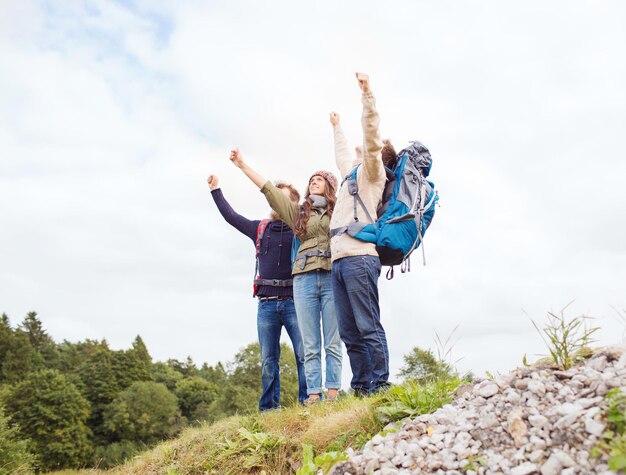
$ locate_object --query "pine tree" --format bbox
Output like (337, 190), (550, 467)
(0, 315), (36, 384)
(132, 335), (152, 370)
(19, 312), (47, 348)
(19, 311), (60, 369)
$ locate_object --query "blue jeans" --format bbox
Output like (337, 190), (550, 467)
(257, 297), (307, 411)
(331, 255), (389, 395)
(293, 271), (342, 395)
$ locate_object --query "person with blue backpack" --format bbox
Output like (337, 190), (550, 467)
(329, 74), (438, 397)
(207, 174), (307, 411)
(328, 73), (393, 397)
(228, 150), (343, 404)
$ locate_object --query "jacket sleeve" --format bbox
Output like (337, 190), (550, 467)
(260, 181), (298, 229)
(334, 125), (353, 178)
(210, 188), (258, 241)
(361, 91), (384, 182)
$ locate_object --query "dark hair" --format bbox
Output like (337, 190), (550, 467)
(294, 178), (336, 238)
(382, 139), (397, 168)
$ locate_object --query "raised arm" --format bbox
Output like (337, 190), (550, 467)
(260, 182), (298, 229)
(207, 174), (258, 240)
(229, 148), (267, 189)
(229, 149), (298, 227)
(330, 112), (353, 177)
(356, 73), (384, 182)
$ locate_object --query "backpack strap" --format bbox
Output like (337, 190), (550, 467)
(330, 165), (374, 238)
(255, 219), (271, 257)
(346, 166), (374, 224)
(253, 219), (271, 297)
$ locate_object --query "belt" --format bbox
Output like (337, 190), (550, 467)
(254, 278), (293, 287)
(258, 296), (292, 301)
(293, 249), (331, 270)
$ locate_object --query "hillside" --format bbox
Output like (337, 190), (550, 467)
(51, 349), (626, 475)
(49, 375), (461, 474)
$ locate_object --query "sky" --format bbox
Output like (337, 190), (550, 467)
(1, 0), (625, 386)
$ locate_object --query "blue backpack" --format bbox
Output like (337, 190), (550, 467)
(332, 141), (438, 279)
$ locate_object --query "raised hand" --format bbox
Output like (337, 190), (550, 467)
(228, 148), (267, 189)
(355, 72), (370, 93)
(329, 112), (340, 128)
(207, 175), (219, 190)
(229, 148), (245, 169)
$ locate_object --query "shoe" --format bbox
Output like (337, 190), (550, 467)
(352, 387), (369, 398)
(326, 389), (339, 402)
(304, 394), (321, 405)
(371, 382), (392, 395)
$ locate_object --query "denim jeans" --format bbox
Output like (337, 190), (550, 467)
(331, 255), (389, 395)
(257, 297), (307, 411)
(293, 270), (342, 395)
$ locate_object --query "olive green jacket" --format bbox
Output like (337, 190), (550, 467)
(261, 181), (332, 275)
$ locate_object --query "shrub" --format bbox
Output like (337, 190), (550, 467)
(0, 405), (36, 474)
(104, 381), (182, 443)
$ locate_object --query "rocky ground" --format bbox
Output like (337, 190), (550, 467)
(331, 349), (626, 475)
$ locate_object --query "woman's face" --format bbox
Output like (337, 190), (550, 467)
(308, 175), (326, 196)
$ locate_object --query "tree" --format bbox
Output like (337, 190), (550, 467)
(19, 311), (60, 369)
(57, 339), (109, 374)
(166, 357), (199, 378)
(174, 377), (219, 422)
(207, 342), (300, 419)
(152, 361), (183, 392)
(0, 405), (36, 474)
(5, 369), (91, 470)
(0, 315), (36, 384)
(131, 335), (152, 377)
(397, 347), (454, 384)
(199, 361), (227, 386)
(76, 347), (121, 442)
(103, 381), (181, 444)
(111, 348), (152, 390)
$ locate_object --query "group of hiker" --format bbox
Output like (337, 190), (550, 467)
(208, 73), (436, 410)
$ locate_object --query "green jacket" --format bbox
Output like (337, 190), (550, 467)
(261, 181), (332, 275)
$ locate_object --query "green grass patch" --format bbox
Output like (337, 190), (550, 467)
(49, 376), (461, 475)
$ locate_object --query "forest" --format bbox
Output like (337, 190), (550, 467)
(0, 311), (301, 472)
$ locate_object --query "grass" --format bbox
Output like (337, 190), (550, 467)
(530, 302), (599, 370)
(48, 377), (460, 475)
(592, 388), (626, 471)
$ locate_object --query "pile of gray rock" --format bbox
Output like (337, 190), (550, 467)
(331, 349), (626, 475)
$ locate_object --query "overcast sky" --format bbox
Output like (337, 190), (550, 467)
(1, 1), (625, 385)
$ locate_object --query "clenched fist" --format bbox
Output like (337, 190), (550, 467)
(356, 72), (370, 93)
(207, 175), (219, 190)
(229, 148), (245, 169)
